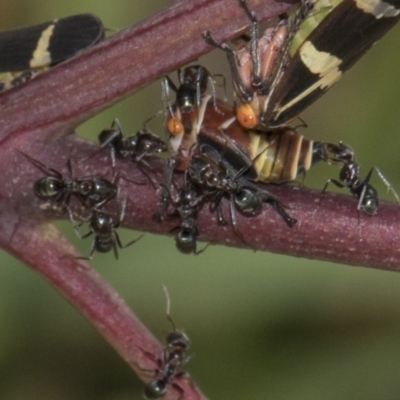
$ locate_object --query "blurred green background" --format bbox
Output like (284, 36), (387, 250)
(1, 1), (400, 399)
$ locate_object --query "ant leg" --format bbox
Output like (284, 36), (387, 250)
(110, 171), (147, 203)
(165, 75), (178, 93)
(215, 203), (228, 226)
(370, 167), (400, 203)
(74, 227), (93, 240)
(322, 178), (345, 195)
(193, 243), (210, 255)
(228, 195), (248, 245)
(110, 118), (123, 132)
(267, 198), (297, 227)
(113, 199), (144, 251)
(356, 182), (370, 214)
(111, 238), (119, 260)
(153, 159), (176, 222)
(76, 239), (96, 261)
(80, 119), (122, 166)
(209, 193), (228, 226)
(68, 208), (89, 239)
(114, 230), (144, 251)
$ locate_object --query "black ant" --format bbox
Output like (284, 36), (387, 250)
(72, 201), (142, 260)
(21, 152), (118, 208)
(98, 119), (167, 167)
(163, 65), (217, 115)
(163, 66), (223, 170)
(152, 159), (177, 223)
(142, 285), (191, 399)
(319, 142), (399, 215)
(152, 159), (208, 254)
(187, 143), (296, 244)
(94, 119), (167, 188)
(170, 181), (207, 255)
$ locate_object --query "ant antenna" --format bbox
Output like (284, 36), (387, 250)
(161, 284), (177, 332)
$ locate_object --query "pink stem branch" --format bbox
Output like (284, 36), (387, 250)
(9, 132), (400, 272)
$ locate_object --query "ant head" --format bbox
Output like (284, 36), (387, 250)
(166, 330), (191, 351)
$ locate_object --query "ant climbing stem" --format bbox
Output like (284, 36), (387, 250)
(141, 286), (192, 400)
(319, 142), (399, 216)
(72, 199), (143, 260)
(170, 181), (210, 255)
(82, 118), (167, 189)
(20, 151), (119, 208)
(162, 65), (219, 116)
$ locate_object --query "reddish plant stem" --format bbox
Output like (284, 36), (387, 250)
(12, 133), (400, 272)
(6, 217), (206, 400)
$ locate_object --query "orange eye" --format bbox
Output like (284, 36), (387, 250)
(236, 103), (258, 129)
(167, 117), (184, 136)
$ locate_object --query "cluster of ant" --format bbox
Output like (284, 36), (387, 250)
(24, 0), (398, 261)
(17, 1), (400, 398)
(22, 122), (167, 260)
(152, 0), (397, 254)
